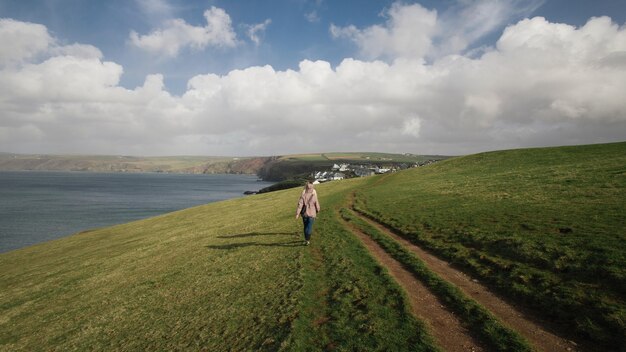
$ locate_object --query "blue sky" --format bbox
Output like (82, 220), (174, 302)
(1, 0), (625, 156)
(4, 0), (625, 94)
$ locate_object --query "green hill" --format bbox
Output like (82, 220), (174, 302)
(354, 142), (626, 348)
(0, 152), (447, 180)
(0, 154), (270, 175)
(257, 152), (449, 181)
(1, 142), (624, 351)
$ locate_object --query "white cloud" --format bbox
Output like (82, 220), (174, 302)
(1, 15), (626, 156)
(432, 0), (545, 57)
(245, 19), (271, 45)
(305, 10), (320, 23)
(0, 19), (54, 65)
(129, 6), (237, 57)
(50, 44), (103, 60)
(402, 117), (422, 137)
(331, 0), (546, 60)
(330, 2), (437, 60)
(136, 0), (173, 16)
(0, 18), (103, 67)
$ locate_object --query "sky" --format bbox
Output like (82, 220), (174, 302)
(1, 0), (625, 156)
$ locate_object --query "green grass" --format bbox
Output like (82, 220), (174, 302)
(280, 152), (448, 163)
(290, 178), (438, 351)
(260, 152), (448, 181)
(279, 154), (330, 162)
(324, 152), (448, 163)
(0, 178), (437, 351)
(354, 142), (626, 349)
(1, 192), (303, 350)
(340, 207), (531, 352)
(2, 141), (623, 350)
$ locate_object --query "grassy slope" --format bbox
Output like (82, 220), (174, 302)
(280, 152), (448, 164)
(355, 142), (626, 348)
(340, 208), (532, 351)
(0, 178), (436, 351)
(2, 142), (623, 350)
(323, 152), (447, 163)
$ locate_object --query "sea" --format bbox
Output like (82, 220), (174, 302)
(0, 171), (273, 253)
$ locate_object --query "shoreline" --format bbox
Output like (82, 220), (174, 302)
(0, 172), (273, 254)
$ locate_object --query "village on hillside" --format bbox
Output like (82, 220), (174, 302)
(310, 159), (440, 184)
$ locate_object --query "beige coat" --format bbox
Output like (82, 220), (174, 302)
(296, 189), (320, 218)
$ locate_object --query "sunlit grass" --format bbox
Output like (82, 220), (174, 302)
(1, 190), (303, 350)
(0, 177), (437, 351)
(355, 142), (626, 348)
(340, 208), (531, 351)
(2, 142), (623, 350)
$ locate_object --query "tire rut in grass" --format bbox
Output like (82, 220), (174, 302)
(352, 208), (582, 352)
(340, 216), (485, 352)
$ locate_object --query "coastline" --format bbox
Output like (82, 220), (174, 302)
(0, 172), (273, 253)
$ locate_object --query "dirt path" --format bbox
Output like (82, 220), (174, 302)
(341, 217), (486, 352)
(352, 209), (582, 352)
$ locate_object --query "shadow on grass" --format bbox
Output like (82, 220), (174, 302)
(206, 240), (305, 250)
(217, 232), (296, 239)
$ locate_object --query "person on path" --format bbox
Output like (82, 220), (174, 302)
(295, 180), (320, 246)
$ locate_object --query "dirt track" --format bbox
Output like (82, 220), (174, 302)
(345, 220), (485, 351)
(345, 205), (583, 352)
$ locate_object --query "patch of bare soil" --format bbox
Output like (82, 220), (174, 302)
(229, 157), (272, 174)
(343, 219), (486, 352)
(354, 211), (583, 352)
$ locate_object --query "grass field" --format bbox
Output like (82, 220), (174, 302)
(279, 152), (448, 163)
(323, 152), (448, 163)
(354, 142), (626, 348)
(1, 142), (624, 350)
(279, 154), (330, 162)
(340, 207), (532, 351)
(0, 178), (437, 351)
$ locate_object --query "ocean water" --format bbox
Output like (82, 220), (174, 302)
(0, 171), (273, 253)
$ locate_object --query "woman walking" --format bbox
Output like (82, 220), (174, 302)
(296, 180), (321, 246)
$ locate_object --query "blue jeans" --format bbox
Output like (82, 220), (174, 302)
(302, 216), (315, 241)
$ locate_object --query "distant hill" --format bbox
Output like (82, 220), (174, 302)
(0, 152), (450, 181)
(257, 152), (450, 181)
(0, 154), (271, 175)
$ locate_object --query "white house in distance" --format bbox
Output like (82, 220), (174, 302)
(375, 166), (392, 174)
(313, 158), (442, 183)
(312, 171), (346, 183)
(352, 167), (376, 177)
(332, 163), (350, 172)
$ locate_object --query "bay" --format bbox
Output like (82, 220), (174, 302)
(0, 171), (273, 253)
